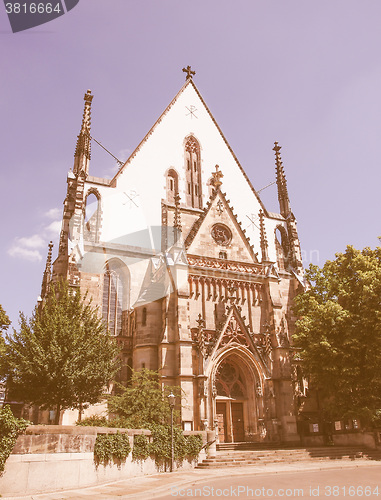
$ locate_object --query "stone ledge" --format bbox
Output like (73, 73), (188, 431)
(7, 452), (94, 463)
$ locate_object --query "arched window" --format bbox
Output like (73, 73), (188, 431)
(184, 136), (202, 209)
(275, 226), (289, 270)
(84, 189), (101, 242)
(142, 307), (147, 326)
(102, 261), (129, 336)
(166, 169), (178, 204)
(215, 360), (246, 398)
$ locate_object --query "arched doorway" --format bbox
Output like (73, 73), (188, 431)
(213, 352), (263, 443)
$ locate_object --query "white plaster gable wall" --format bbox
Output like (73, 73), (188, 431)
(84, 82), (283, 262)
(109, 84), (266, 250)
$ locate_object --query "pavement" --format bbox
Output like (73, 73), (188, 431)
(3, 459), (381, 500)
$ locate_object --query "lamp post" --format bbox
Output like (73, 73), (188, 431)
(167, 392), (175, 472)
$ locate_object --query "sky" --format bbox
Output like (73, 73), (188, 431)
(1, 0), (381, 328)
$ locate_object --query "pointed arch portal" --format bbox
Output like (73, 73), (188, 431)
(212, 349), (264, 443)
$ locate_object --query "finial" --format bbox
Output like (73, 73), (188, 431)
(173, 192), (182, 237)
(273, 141), (290, 217)
(74, 89), (94, 166)
(211, 164), (223, 189)
(182, 65), (196, 80)
(259, 210), (269, 262)
(40, 241), (54, 303)
(47, 240), (53, 264)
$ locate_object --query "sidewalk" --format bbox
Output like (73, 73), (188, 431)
(3, 459), (381, 500)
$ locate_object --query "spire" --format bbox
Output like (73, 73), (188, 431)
(40, 241), (53, 301)
(211, 164), (223, 189)
(273, 142), (290, 217)
(259, 209), (269, 262)
(74, 89), (93, 175)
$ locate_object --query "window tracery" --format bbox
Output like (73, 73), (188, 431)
(184, 136), (202, 209)
(102, 262), (129, 336)
(216, 360), (246, 398)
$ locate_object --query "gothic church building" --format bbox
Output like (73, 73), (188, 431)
(51, 68), (304, 443)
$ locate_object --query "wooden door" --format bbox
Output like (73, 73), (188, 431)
(231, 402), (245, 442)
(216, 402), (227, 443)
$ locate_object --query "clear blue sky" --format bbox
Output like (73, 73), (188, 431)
(1, 1), (380, 327)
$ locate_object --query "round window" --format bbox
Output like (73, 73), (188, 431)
(211, 224), (232, 246)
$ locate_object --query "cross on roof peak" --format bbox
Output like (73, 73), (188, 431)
(182, 65), (196, 80)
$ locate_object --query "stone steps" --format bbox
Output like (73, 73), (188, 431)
(196, 446), (381, 468)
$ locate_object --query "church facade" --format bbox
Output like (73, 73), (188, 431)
(51, 69), (305, 443)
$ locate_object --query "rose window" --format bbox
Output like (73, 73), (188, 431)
(211, 224), (232, 246)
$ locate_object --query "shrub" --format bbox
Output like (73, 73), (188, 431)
(148, 424), (202, 465)
(94, 432), (131, 466)
(185, 434), (203, 457)
(76, 415), (108, 427)
(0, 405), (29, 475)
(132, 434), (150, 461)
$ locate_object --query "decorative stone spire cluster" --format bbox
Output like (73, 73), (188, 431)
(273, 142), (291, 218)
(40, 241), (53, 301)
(259, 209), (269, 262)
(74, 90), (93, 174)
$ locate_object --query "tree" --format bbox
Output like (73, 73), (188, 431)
(293, 245), (381, 424)
(0, 305), (11, 380)
(107, 368), (181, 428)
(6, 281), (119, 424)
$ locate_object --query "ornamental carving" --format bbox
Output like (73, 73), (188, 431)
(187, 255), (266, 276)
(211, 224), (232, 246)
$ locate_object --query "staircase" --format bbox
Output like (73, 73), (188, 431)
(197, 444), (381, 468)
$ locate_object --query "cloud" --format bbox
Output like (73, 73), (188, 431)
(8, 220), (62, 263)
(8, 246), (43, 262)
(45, 208), (62, 219)
(45, 220), (62, 236)
(15, 235), (45, 249)
(118, 148), (131, 161)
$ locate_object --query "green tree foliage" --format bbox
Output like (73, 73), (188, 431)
(107, 368), (181, 428)
(293, 245), (381, 423)
(6, 281), (119, 424)
(0, 405), (29, 475)
(0, 305), (11, 380)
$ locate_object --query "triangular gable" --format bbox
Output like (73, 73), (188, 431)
(185, 188), (258, 263)
(110, 79), (266, 213)
(209, 305), (269, 374)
